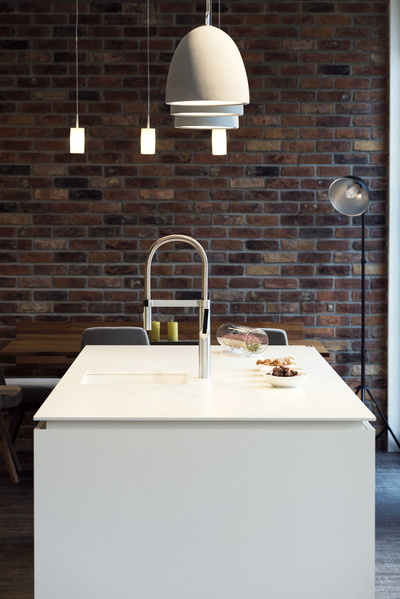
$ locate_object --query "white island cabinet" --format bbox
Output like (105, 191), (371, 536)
(34, 345), (375, 599)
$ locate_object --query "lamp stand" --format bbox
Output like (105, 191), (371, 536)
(354, 213), (400, 449)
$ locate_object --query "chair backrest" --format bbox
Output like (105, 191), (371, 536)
(81, 327), (150, 350)
(262, 328), (289, 345)
(0, 361), (6, 386)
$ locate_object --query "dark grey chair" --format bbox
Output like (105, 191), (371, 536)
(0, 384), (22, 483)
(81, 326), (150, 350)
(262, 328), (289, 345)
(0, 361), (58, 443)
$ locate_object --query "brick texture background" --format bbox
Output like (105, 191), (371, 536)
(0, 1), (388, 427)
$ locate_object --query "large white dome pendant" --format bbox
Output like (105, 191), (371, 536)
(166, 25), (250, 107)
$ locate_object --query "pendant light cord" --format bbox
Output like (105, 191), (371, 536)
(146, 0), (150, 128)
(74, 0), (79, 128)
(205, 0), (212, 25)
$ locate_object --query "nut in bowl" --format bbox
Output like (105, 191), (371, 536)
(256, 359), (306, 388)
(263, 372), (306, 388)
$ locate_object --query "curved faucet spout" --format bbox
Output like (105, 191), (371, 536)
(143, 234), (211, 379)
(144, 234), (208, 302)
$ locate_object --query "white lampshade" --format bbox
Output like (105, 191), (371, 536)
(170, 104), (244, 117)
(140, 127), (156, 154)
(166, 25), (249, 106)
(69, 126), (85, 154)
(174, 115), (239, 129)
(212, 129), (227, 155)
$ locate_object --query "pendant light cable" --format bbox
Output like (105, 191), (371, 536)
(146, 0), (150, 128)
(205, 0), (211, 25)
(74, 0), (79, 128)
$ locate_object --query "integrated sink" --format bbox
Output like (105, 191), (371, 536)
(80, 372), (188, 385)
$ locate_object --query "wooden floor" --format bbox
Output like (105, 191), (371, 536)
(1, 449), (400, 598)
(0, 451), (34, 599)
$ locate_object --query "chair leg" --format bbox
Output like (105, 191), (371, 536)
(7, 403), (25, 443)
(0, 412), (20, 483)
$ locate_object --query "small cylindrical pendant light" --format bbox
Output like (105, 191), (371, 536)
(140, 0), (156, 154)
(212, 129), (227, 155)
(70, 115), (85, 154)
(140, 122), (156, 154)
(70, 0), (85, 154)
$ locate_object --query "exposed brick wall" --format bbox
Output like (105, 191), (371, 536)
(0, 2), (389, 423)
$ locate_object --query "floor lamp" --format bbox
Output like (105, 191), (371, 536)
(329, 176), (400, 449)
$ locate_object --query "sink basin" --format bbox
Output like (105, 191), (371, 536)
(80, 372), (187, 385)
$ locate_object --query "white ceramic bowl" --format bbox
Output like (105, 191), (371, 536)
(263, 373), (306, 388)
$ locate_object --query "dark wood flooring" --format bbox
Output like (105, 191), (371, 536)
(1, 448), (400, 598)
(0, 451), (34, 599)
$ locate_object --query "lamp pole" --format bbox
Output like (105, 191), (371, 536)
(353, 214), (400, 449)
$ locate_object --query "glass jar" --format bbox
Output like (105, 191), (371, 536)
(216, 324), (269, 356)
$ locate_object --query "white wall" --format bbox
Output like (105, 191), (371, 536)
(388, 0), (400, 450)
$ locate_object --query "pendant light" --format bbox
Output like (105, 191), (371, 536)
(167, 0), (246, 154)
(211, 129), (227, 155)
(140, 0), (155, 154)
(210, 0), (227, 155)
(165, 0), (249, 107)
(168, 0), (242, 119)
(69, 0), (85, 154)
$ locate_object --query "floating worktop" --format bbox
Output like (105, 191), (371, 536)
(34, 345), (373, 424)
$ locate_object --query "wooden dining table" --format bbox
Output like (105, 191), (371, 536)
(0, 336), (329, 372)
(0, 319), (329, 376)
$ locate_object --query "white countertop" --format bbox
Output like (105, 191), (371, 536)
(34, 345), (375, 423)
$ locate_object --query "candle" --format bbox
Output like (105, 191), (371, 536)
(167, 321), (178, 342)
(149, 321), (160, 342)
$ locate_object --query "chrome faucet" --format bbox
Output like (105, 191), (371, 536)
(143, 234), (211, 379)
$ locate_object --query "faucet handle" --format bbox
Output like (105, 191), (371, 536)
(202, 308), (209, 335)
(143, 300), (152, 331)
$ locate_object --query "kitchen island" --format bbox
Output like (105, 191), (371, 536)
(34, 345), (375, 599)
